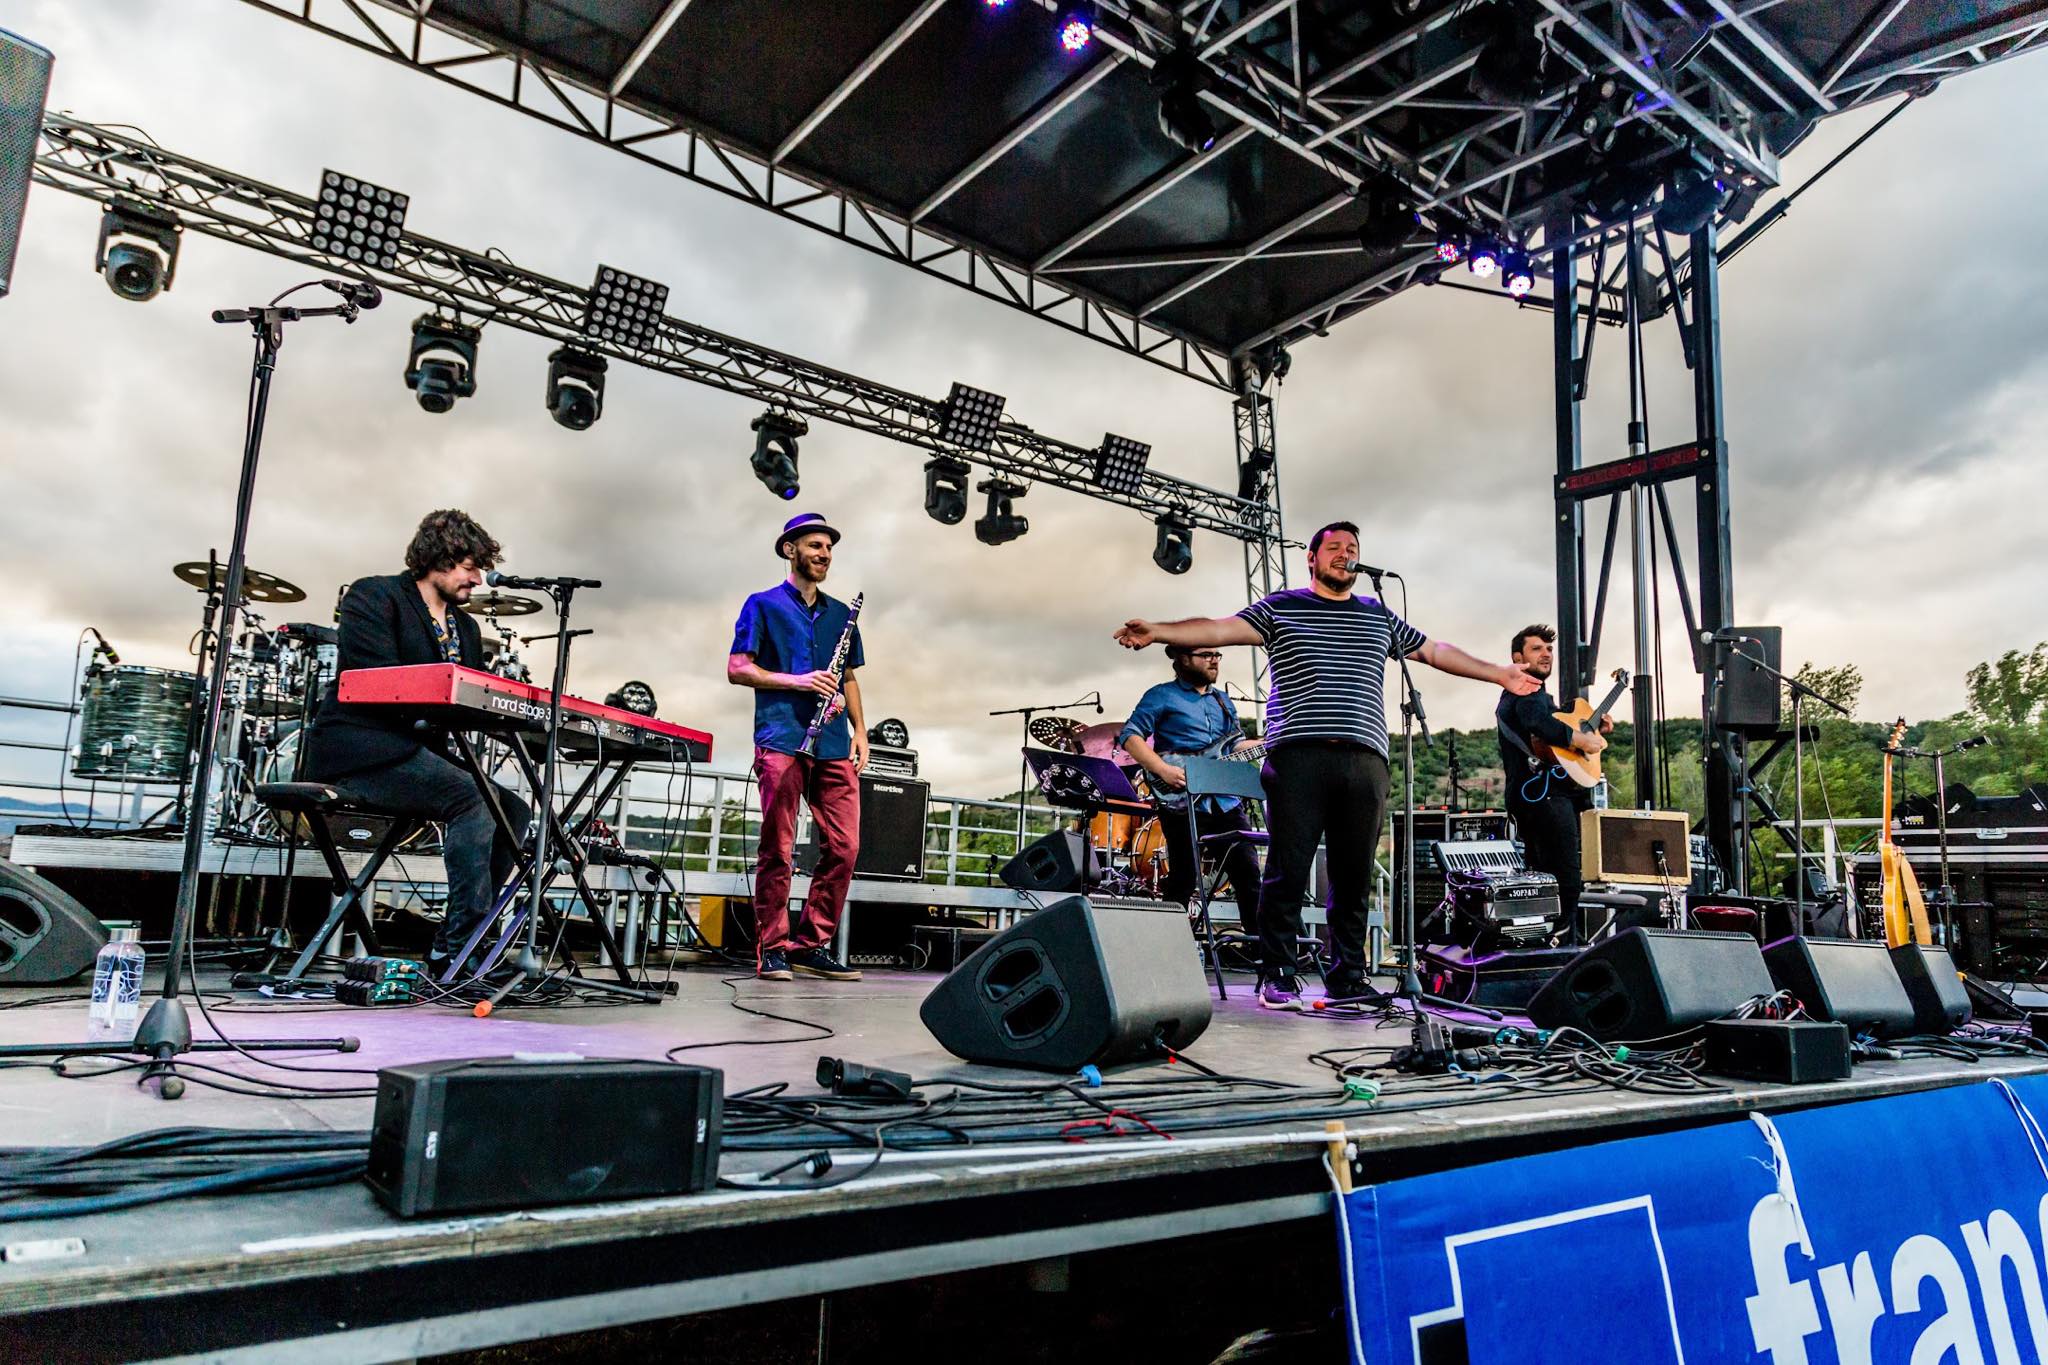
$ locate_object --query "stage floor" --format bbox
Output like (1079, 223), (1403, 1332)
(1, 964), (2041, 1363)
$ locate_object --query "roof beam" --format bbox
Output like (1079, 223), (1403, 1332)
(1819, 0), (1914, 92)
(775, 0), (948, 165)
(1033, 124), (1255, 271)
(1234, 251), (1436, 353)
(1200, 0), (1294, 61)
(1139, 191), (1352, 317)
(1703, 0), (1836, 110)
(1831, 4), (2048, 93)
(912, 54), (1123, 222)
(609, 0), (695, 97)
(1307, 53), (1478, 149)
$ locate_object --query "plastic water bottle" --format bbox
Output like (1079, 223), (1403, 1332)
(87, 926), (146, 1042)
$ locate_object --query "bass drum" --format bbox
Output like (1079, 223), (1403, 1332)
(255, 727), (432, 852)
(1127, 817), (1169, 895)
(74, 665), (197, 782)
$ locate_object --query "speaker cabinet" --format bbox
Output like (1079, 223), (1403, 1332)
(919, 895), (1211, 1071)
(795, 774), (930, 882)
(1580, 808), (1692, 886)
(999, 830), (1093, 893)
(1890, 943), (1971, 1036)
(0, 859), (109, 983)
(1763, 937), (1917, 1038)
(1527, 928), (1774, 1042)
(0, 30), (53, 299)
(1714, 626), (1783, 733)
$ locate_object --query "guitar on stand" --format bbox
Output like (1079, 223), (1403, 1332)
(1879, 717), (1935, 948)
(1532, 668), (1631, 788)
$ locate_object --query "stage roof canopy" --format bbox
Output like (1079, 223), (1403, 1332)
(254, 0), (2048, 385)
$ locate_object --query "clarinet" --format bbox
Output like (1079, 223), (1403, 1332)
(796, 592), (863, 757)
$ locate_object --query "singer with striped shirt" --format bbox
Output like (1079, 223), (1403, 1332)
(1115, 521), (1537, 1011)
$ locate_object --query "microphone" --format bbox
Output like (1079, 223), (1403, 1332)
(485, 570), (603, 591)
(1343, 561), (1395, 579)
(1699, 629), (1758, 645)
(87, 628), (121, 665)
(320, 278), (383, 309)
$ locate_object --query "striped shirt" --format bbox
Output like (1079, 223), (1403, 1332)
(1236, 589), (1428, 757)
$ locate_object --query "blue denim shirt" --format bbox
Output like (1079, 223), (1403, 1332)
(1118, 677), (1244, 811)
(732, 582), (865, 759)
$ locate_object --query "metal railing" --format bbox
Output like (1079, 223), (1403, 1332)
(0, 693), (156, 831)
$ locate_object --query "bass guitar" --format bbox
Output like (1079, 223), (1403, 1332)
(1532, 668), (1631, 789)
(1147, 733), (1269, 810)
(1879, 717), (1934, 947)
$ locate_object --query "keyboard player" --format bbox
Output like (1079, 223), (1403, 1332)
(302, 509), (533, 975)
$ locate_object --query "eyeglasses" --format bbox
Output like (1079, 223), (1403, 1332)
(1186, 651), (1224, 661)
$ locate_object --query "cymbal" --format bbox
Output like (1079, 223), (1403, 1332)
(1028, 716), (1085, 753)
(173, 561), (306, 604)
(1074, 722), (1125, 760)
(460, 591), (543, 619)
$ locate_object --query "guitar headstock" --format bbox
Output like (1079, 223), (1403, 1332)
(1612, 667), (1630, 686)
(1886, 716), (1908, 754)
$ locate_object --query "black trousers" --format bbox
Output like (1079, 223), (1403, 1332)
(339, 747), (532, 960)
(1161, 803), (1262, 944)
(1509, 787), (1588, 941)
(1259, 743), (1389, 978)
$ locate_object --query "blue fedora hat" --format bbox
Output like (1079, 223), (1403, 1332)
(775, 512), (841, 557)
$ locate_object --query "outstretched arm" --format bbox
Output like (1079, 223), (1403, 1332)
(1115, 616), (1262, 650)
(1412, 639), (1541, 695)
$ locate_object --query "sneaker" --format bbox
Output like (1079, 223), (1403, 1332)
(787, 946), (862, 981)
(756, 949), (793, 981)
(1323, 970), (1371, 1002)
(1257, 973), (1305, 1011)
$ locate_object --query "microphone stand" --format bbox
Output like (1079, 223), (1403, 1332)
(1893, 736), (1990, 946)
(988, 691), (1103, 850)
(1722, 640), (1849, 920)
(0, 287), (366, 1092)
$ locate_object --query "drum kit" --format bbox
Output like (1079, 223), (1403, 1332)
(1028, 715), (1168, 895)
(72, 559), (543, 840)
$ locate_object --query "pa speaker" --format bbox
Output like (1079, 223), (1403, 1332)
(0, 859), (108, 983)
(919, 895), (1211, 1071)
(1763, 937), (1917, 1039)
(796, 774), (930, 881)
(1714, 626), (1782, 733)
(999, 830), (1091, 893)
(0, 30), (52, 299)
(1890, 944), (1971, 1035)
(1527, 928), (1774, 1042)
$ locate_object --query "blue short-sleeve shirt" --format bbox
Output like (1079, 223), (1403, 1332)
(731, 582), (866, 759)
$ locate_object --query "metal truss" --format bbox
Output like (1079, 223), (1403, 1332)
(229, 0), (1238, 391)
(1232, 392), (1287, 700)
(31, 114), (1280, 544)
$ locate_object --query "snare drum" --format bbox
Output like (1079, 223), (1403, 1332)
(74, 665), (198, 782)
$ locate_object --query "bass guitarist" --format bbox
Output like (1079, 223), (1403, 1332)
(1497, 624), (1609, 943)
(1118, 644), (1263, 951)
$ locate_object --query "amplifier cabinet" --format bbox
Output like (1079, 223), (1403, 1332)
(797, 774), (930, 882)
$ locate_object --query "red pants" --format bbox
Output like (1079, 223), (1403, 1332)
(751, 748), (862, 956)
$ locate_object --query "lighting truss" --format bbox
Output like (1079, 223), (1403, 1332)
(1094, 434), (1151, 494)
(29, 114), (1276, 544)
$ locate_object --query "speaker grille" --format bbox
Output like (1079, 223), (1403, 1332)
(0, 30), (53, 298)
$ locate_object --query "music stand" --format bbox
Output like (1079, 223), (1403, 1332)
(1174, 758), (1268, 999)
(1020, 748), (1149, 892)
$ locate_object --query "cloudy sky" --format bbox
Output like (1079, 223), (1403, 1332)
(3, 1), (2045, 802)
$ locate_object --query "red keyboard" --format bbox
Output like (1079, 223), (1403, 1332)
(338, 664), (713, 763)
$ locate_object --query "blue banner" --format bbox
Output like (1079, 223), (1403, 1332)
(1341, 1077), (2048, 1364)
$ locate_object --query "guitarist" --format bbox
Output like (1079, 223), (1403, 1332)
(1496, 624), (1609, 942)
(1118, 645), (1263, 949)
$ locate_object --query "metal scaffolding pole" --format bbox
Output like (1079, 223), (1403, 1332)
(1550, 219), (1587, 698)
(1690, 222), (1742, 887)
(1233, 392), (1287, 699)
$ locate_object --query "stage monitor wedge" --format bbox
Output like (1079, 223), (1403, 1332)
(1527, 928), (1774, 1043)
(0, 29), (53, 299)
(0, 858), (108, 983)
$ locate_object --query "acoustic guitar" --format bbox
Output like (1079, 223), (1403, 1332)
(1532, 668), (1631, 789)
(1879, 717), (1934, 947)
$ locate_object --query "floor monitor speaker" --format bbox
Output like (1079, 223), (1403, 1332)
(1762, 937), (1917, 1039)
(1527, 928), (1774, 1043)
(0, 858), (109, 983)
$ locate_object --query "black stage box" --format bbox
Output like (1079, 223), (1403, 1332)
(1703, 1019), (1851, 1084)
(367, 1056), (722, 1217)
(797, 774), (930, 882)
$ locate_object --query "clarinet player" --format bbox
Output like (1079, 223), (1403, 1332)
(726, 513), (868, 983)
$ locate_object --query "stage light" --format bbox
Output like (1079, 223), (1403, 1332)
(1153, 514), (1194, 576)
(404, 315), (480, 414)
(1356, 180), (1418, 255)
(545, 347), (607, 431)
(311, 170), (407, 271)
(585, 265), (668, 347)
(1152, 50), (1217, 153)
(1564, 75), (1624, 155)
(937, 382), (1006, 450)
(974, 479), (1029, 546)
(1467, 239), (1501, 279)
(1094, 434), (1152, 494)
(924, 455), (972, 525)
(1058, 9), (1093, 51)
(1435, 232), (1465, 264)
(1501, 249), (1535, 297)
(750, 410), (806, 500)
(868, 718), (911, 748)
(1654, 166), (1729, 236)
(604, 680), (658, 716)
(1237, 444), (1275, 502)
(94, 199), (181, 302)
(1468, 3), (1551, 105)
